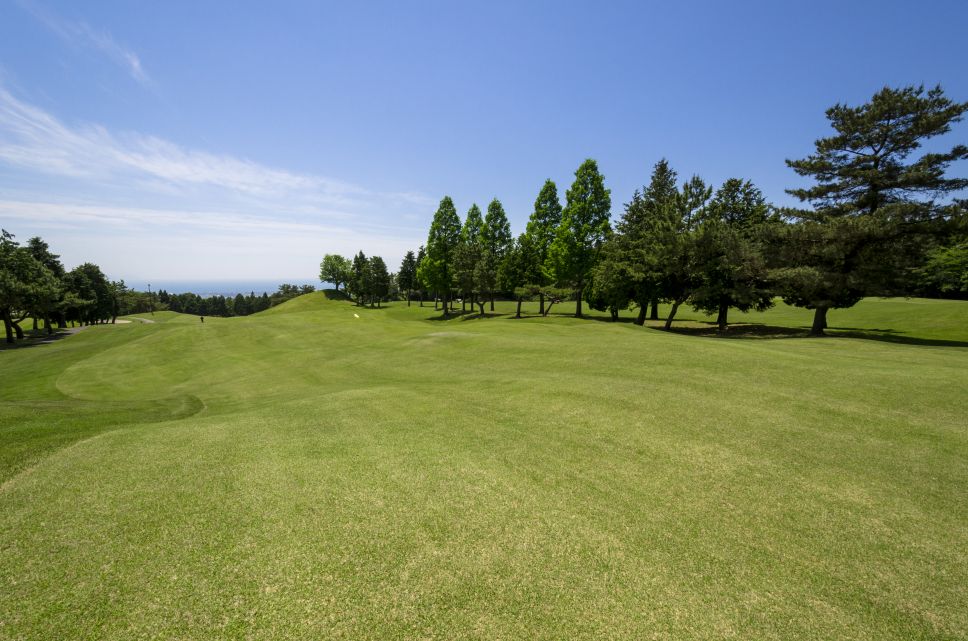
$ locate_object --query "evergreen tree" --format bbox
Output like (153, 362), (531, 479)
(782, 84), (968, 334)
(0, 231), (59, 342)
(398, 250), (418, 306)
(66, 263), (113, 325)
(585, 239), (630, 321)
(524, 180), (563, 314)
(547, 159), (612, 317)
(368, 256), (390, 307)
(597, 159), (679, 326)
(690, 179), (774, 332)
(348, 251), (369, 306)
(423, 196), (462, 316)
(455, 205), (484, 311)
(24, 236), (65, 332)
(480, 199), (512, 310)
(415, 245), (427, 306)
(498, 234), (536, 318)
(659, 175), (712, 329)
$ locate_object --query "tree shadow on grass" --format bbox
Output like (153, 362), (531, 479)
(426, 309), (476, 321)
(0, 327), (86, 351)
(584, 315), (638, 325)
(658, 321), (968, 347)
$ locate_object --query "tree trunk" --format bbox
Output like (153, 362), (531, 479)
(2, 310), (14, 344)
(610, 308), (618, 322)
(32, 317), (38, 330)
(574, 289), (583, 318)
(539, 293), (545, 316)
(544, 299), (556, 316)
(462, 297), (466, 313)
(490, 295), (495, 312)
(717, 300), (728, 334)
(810, 306), (829, 336)
(477, 301), (486, 316)
(407, 290), (411, 307)
(664, 299), (683, 330)
(634, 304), (647, 326)
(45, 316), (54, 335)
(13, 320), (24, 340)
(650, 298), (659, 320)
(442, 291), (449, 316)
(515, 298), (522, 318)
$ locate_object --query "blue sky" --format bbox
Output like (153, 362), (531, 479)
(1, 0), (966, 282)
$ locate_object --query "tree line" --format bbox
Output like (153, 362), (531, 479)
(0, 233), (123, 343)
(0, 231), (317, 344)
(322, 85), (967, 335)
(158, 284), (315, 317)
(319, 252), (395, 307)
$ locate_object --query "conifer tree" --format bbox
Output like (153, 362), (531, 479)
(455, 205), (484, 311)
(348, 251), (369, 306)
(547, 159), (612, 317)
(423, 196), (462, 316)
(398, 250), (418, 306)
(415, 246), (427, 306)
(525, 179), (562, 314)
(781, 84), (968, 334)
(660, 176), (711, 329)
(368, 256), (390, 307)
(690, 178), (774, 332)
(481, 198), (512, 310)
(598, 159), (679, 326)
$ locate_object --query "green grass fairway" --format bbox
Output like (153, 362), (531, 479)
(1, 296), (966, 640)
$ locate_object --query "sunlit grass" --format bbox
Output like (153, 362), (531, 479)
(1, 294), (966, 639)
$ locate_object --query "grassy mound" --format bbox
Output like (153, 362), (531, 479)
(1, 296), (966, 639)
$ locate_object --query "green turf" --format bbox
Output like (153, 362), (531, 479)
(1, 295), (966, 640)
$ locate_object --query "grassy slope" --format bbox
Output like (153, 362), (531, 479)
(0, 296), (966, 640)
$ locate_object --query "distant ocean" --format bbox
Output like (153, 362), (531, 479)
(125, 279), (321, 298)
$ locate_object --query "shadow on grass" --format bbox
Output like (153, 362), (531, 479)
(425, 309), (491, 321)
(0, 327), (86, 351)
(658, 321), (968, 347)
(584, 315), (638, 325)
(322, 289), (351, 301)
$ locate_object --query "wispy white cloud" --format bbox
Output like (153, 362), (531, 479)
(16, 0), (152, 86)
(0, 88), (431, 211)
(0, 88), (433, 278)
(0, 199), (422, 280)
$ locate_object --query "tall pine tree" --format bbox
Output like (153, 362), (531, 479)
(781, 84), (968, 334)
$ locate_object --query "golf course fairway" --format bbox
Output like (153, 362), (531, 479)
(1, 294), (966, 640)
